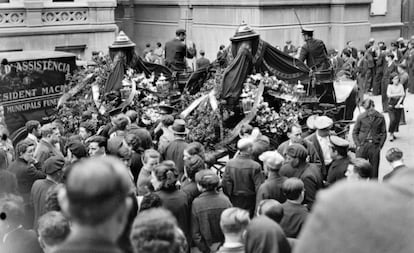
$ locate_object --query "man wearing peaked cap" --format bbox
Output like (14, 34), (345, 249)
(192, 169), (232, 253)
(305, 116), (334, 180)
(31, 156), (65, 228)
(299, 27), (330, 71)
(326, 135), (351, 186)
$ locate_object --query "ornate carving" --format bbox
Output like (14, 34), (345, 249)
(0, 11), (25, 26)
(42, 10), (88, 24)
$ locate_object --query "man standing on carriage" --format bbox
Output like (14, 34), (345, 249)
(165, 29), (196, 72)
(298, 28), (331, 71)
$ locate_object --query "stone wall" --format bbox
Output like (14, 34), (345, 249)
(369, 0), (403, 44)
(0, 0), (118, 59)
(116, 0), (375, 61)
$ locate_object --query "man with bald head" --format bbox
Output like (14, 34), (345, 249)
(222, 138), (264, 217)
(54, 157), (134, 253)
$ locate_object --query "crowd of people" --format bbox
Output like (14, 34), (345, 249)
(0, 25), (413, 253)
(0, 94), (412, 253)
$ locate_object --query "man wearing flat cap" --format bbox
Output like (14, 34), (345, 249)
(285, 144), (323, 210)
(30, 156), (65, 228)
(165, 28), (196, 72)
(326, 136), (350, 186)
(299, 28), (330, 71)
(222, 138), (264, 217)
(305, 115), (334, 180)
(192, 170), (232, 253)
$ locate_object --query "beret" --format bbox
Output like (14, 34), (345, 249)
(330, 135), (349, 148)
(67, 141), (87, 159)
(44, 156), (65, 174)
(286, 144), (308, 160)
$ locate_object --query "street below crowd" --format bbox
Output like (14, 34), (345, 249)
(369, 93), (413, 180)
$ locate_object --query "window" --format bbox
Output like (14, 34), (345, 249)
(370, 0), (387, 16)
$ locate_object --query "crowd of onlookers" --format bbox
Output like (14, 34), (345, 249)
(0, 36), (413, 253)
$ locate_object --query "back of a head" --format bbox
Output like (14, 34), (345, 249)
(185, 155), (205, 181)
(0, 149), (8, 170)
(185, 142), (205, 160)
(257, 199), (284, 223)
(41, 123), (56, 138)
(283, 178), (305, 200)
(139, 192), (163, 212)
(351, 158), (373, 179)
(386, 148), (403, 163)
(220, 207), (250, 235)
(130, 208), (180, 253)
(153, 161), (179, 191)
(25, 120), (40, 134)
(38, 211), (70, 247)
(63, 156), (132, 226)
(362, 98), (374, 110)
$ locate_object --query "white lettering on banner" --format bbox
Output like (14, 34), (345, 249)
(6, 101), (42, 113)
(11, 60), (70, 74)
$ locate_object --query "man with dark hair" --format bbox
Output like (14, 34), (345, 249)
(280, 178), (308, 238)
(353, 98), (386, 178)
(256, 199), (284, 224)
(55, 156), (133, 253)
(222, 138), (264, 217)
(383, 147), (407, 181)
(192, 170), (232, 253)
(298, 28), (330, 70)
(326, 136), (350, 186)
(31, 156), (65, 228)
(86, 135), (107, 157)
(37, 211), (70, 253)
(164, 28), (196, 71)
(25, 120), (41, 147)
(196, 50), (210, 70)
(126, 110), (152, 150)
(342, 40), (358, 59)
(78, 121), (96, 143)
(284, 144), (323, 210)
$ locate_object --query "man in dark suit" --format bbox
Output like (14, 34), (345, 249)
(196, 50), (210, 70)
(352, 98), (387, 178)
(326, 136), (350, 186)
(342, 40), (358, 59)
(222, 138), (264, 217)
(53, 156), (133, 253)
(298, 28), (330, 70)
(383, 147), (408, 181)
(165, 28), (196, 71)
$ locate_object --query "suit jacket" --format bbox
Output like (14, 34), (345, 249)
(299, 38), (330, 70)
(52, 233), (123, 253)
(305, 133), (327, 178)
(293, 163), (323, 209)
(31, 178), (56, 228)
(383, 164), (408, 181)
(9, 158), (46, 197)
(283, 44), (296, 55)
(327, 157), (350, 185)
(165, 38), (195, 71)
(352, 109), (387, 148)
(163, 139), (188, 179)
(222, 153), (264, 197)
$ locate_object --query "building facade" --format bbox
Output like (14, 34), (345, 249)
(116, 0), (404, 60)
(0, 0), (118, 58)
